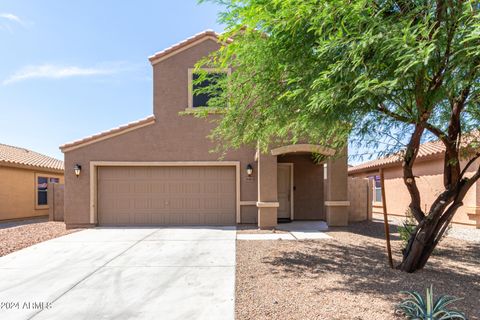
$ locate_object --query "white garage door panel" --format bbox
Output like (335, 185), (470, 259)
(98, 166), (236, 225)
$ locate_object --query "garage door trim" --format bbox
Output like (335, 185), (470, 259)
(89, 161), (241, 225)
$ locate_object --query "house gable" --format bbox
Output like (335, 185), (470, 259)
(60, 32), (222, 153)
(148, 30), (221, 65)
(152, 36), (221, 119)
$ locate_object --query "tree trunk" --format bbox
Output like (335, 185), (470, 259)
(398, 203), (460, 273)
(398, 222), (438, 273)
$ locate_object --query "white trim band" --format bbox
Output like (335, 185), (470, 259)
(256, 201), (280, 208)
(240, 201), (257, 206)
(324, 201), (350, 207)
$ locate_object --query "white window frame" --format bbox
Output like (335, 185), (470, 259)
(372, 175), (382, 204)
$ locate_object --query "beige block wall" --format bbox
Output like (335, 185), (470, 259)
(48, 183), (65, 221)
(348, 177), (371, 222)
(0, 166), (64, 220)
(350, 157), (478, 227)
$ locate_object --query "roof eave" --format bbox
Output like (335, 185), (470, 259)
(148, 30), (232, 66)
(60, 115), (156, 153)
(0, 160), (64, 174)
(348, 152), (445, 175)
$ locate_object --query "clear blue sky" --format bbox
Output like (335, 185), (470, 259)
(0, 1), (224, 160)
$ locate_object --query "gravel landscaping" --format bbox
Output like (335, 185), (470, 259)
(0, 219), (79, 257)
(237, 226), (289, 234)
(372, 213), (480, 242)
(236, 221), (479, 320)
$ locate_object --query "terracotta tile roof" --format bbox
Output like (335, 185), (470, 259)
(0, 143), (64, 172)
(348, 140), (445, 174)
(148, 30), (230, 65)
(60, 115), (156, 152)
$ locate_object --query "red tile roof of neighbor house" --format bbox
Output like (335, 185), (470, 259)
(60, 115), (156, 152)
(0, 143), (64, 172)
(348, 140), (446, 174)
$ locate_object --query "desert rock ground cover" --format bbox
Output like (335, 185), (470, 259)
(236, 221), (479, 320)
(0, 220), (78, 257)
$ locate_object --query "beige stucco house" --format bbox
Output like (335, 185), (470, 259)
(60, 30), (349, 229)
(0, 143), (64, 221)
(349, 140), (480, 228)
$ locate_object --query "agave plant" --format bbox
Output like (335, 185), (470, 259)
(395, 285), (466, 319)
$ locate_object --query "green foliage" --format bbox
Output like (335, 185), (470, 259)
(398, 209), (418, 252)
(398, 208), (452, 254)
(198, 0), (480, 159)
(395, 285), (466, 319)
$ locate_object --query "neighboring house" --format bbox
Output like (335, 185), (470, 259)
(0, 143), (64, 221)
(349, 140), (480, 228)
(60, 30), (350, 229)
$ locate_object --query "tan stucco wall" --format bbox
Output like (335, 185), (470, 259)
(240, 205), (257, 224)
(0, 166), (64, 220)
(350, 157), (479, 227)
(278, 154), (325, 220)
(63, 39), (258, 227)
(256, 151), (278, 228)
(325, 152), (349, 226)
(63, 37), (349, 227)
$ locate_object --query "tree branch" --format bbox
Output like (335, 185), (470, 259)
(424, 122), (448, 144)
(460, 153), (480, 179)
(403, 125), (426, 222)
(377, 103), (413, 124)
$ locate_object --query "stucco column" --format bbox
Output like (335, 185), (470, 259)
(325, 148), (350, 226)
(257, 149), (278, 229)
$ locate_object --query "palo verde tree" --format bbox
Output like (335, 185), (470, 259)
(198, 0), (480, 272)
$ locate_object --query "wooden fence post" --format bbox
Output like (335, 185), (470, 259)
(380, 169), (394, 268)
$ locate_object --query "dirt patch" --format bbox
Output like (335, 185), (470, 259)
(0, 221), (79, 257)
(236, 221), (479, 320)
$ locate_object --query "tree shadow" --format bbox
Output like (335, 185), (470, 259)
(261, 221), (480, 318)
(327, 220), (402, 241)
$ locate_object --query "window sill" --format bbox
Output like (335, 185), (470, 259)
(35, 205), (49, 210)
(180, 107), (226, 115)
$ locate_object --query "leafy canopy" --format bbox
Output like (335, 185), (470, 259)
(197, 0), (480, 158)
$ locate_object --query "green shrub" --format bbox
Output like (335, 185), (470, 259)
(398, 209), (451, 254)
(398, 209), (417, 252)
(395, 285), (466, 319)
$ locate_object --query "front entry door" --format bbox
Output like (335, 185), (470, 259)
(277, 164), (292, 219)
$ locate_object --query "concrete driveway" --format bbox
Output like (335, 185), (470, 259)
(0, 227), (236, 320)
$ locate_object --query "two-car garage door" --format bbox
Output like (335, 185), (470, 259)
(97, 166), (236, 226)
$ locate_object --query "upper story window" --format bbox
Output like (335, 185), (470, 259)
(187, 68), (230, 110)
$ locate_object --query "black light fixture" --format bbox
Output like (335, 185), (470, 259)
(246, 164), (253, 177)
(74, 164), (82, 178)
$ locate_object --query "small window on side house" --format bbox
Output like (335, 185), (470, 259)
(37, 177), (48, 206)
(188, 68), (229, 109)
(36, 176), (60, 207)
(373, 175), (382, 203)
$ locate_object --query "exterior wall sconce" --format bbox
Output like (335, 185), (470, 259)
(74, 164), (82, 178)
(246, 164), (253, 177)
